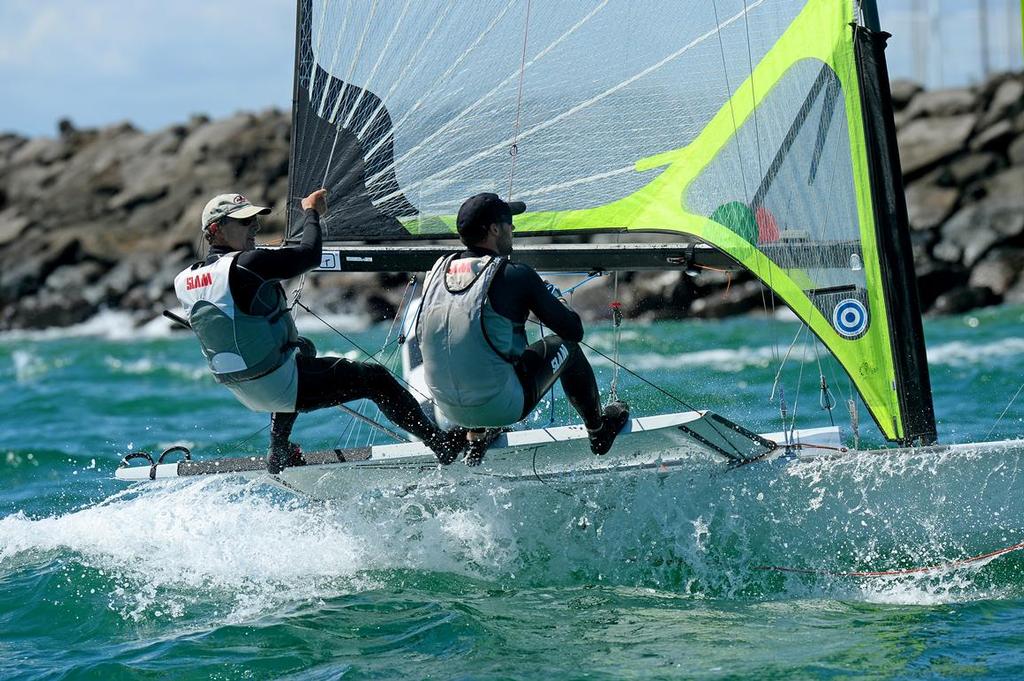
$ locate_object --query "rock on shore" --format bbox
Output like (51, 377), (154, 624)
(0, 71), (1022, 331)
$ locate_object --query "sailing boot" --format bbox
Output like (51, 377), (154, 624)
(267, 441), (306, 474)
(427, 427), (469, 465)
(464, 428), (503, 467)
(588, 401), (630, 455)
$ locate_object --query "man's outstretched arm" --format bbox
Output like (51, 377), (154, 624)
(238, 189), (326, 281)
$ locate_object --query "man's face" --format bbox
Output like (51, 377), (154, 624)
(495, 218), (514, 255)
(220, 215), (260, 251)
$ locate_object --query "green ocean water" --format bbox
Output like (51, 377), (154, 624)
(2, 305), (1024, 680)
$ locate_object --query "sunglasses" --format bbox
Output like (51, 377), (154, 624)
(226, 216), (261, 232)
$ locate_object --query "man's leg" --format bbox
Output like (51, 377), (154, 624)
(270, 411), (298, 447)
(267, 411), (302, 473)
(295, 356), (463, 458)
(515, 336), (629, 455)
(515, 336), (602, 429)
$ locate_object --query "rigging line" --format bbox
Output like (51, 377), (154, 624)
(562, 272), (608, 295)
(336, 0), (407, 134)
(714, 0), (782, 374)
(383, 277), (416, 349)
(338, 5), (453, 186)
(294, 301), (434, 404)
(347, 389), (376, 450)
(522, 318), (747, 460)
(311, 7), (371, 169)
(987, 381), (1024, 440)
(811, 337), (837, 426)
(321, 128), (345, 189)
(609, 271), (622, 403)
(342, 414), (357, 450)
(710, 0), (750, 204)
(306, 0), (337, 118)
(214, 422), (270, 457)
(528, 318), (700, 410)
(769, 323), (806, 403)
(507, 0), (532, 199)
(313, 6), (347, 115)
(338, 404), (409, 443)
(787, 331), (811, 444)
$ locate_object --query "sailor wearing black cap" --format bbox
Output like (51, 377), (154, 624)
(418, 192), (629, 465)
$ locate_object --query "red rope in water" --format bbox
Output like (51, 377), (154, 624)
(755, 540), (1024, 578)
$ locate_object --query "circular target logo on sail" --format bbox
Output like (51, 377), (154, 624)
(833, 299), (868, 338)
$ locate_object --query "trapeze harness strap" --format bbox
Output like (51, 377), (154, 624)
(418, 254), (526, 427)
(173, 253), (299, 385)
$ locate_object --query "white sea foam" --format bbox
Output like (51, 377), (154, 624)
(855, 564), (1010, 606)
(600, 345), (790, 372)
(0, 476), (515, 623)
(0, 308), (372, 343)
(591, 334), (1024, 373)
(927, 337), (1024, 367)
(11, 349), (71, 383)
(293, 310), (371, 334)
(0, 310), (171, 343)
(103, 356), (208, 381)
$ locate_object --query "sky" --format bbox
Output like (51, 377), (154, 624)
(1, 0), (1021, 139)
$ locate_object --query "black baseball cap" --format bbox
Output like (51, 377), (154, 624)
(456, 193), (526, 242)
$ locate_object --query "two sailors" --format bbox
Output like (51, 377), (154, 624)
(175, 189), (626, 471)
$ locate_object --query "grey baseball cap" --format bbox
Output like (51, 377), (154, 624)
(201, 193), (271, 231)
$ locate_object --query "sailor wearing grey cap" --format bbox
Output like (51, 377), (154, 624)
(201, 193), (274, 231)
(417, 192), (629, 466)
(174, 188), (465, 473)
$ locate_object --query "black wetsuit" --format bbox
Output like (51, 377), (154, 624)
(458, 246), (603, 430)
(208, 209), (443, 449)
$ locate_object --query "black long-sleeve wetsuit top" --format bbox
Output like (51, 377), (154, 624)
(459, 245), (584, 344)
(206, 209), (322, 314)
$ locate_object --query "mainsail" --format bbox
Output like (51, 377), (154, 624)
(286, 0), (936, 446)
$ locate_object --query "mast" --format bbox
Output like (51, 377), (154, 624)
(855, 0), (938, 446)
(285, 0), (308, 237)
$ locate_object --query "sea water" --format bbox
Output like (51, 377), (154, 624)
(2, 305), (1023, 679)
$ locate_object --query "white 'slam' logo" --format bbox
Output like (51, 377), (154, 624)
(549, 345), (570, 372)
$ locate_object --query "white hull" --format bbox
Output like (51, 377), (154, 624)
(117, 410), (843, 499)
(115, 413), (1024, 567)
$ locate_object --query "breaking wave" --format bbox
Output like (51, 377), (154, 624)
(0, 308), (370, 343)
(927, 337), (1024, 367)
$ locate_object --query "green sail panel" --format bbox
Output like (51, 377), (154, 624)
(287, 0), (909, 441)
(288, 0), (805, 238)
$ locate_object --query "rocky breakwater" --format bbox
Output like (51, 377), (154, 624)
(0, 71), (1022, 332)
(894, 74), (1024, 314)
(0, 112), (293, 330)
